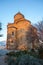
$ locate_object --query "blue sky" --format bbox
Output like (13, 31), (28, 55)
(0, 0), (43, 41)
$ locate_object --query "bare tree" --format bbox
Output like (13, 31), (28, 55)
(0, 22), (2, 30)
(0, 22), (3, 37)
(35, 20), (43, 41)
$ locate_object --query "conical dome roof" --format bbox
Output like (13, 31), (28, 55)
(14, 12), (24, 21)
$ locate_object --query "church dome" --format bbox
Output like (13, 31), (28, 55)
(14, 12), (24, 21)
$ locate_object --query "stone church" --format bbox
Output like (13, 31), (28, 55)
(6, 12), (38, 50)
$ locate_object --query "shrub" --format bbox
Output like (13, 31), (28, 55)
(5, 50), (43, 65)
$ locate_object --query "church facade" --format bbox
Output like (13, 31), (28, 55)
(6, 12), (38, 50)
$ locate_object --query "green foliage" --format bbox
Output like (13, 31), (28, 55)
(5, 50), (43, 65)
(38, 46), (43, 59)
(6, 50), (39, 58)
(6, 50), (28, 57)
(5, 51), (43, 65)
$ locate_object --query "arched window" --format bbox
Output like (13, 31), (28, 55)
(11, 40), (13, 43)
(12, 32), (14, 35)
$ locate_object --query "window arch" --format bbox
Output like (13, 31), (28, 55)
(12, 32), (14, 35)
